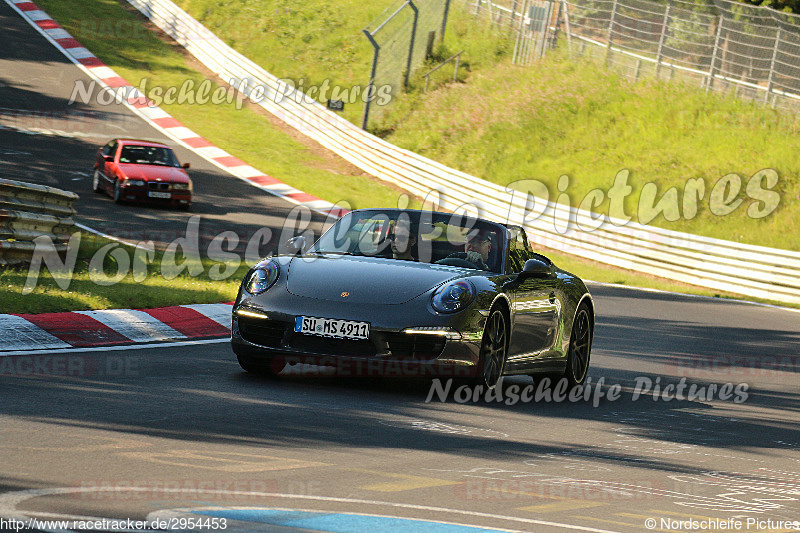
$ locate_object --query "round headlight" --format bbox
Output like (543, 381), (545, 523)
(127, 179), (146, 187)
(246, 261), (279, 294)
(431, 280), (475, 313)
(172, 183), (189, 190)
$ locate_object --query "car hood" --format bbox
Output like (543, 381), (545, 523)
(286, 254), (470, 304)
(117, 164), (189, 183)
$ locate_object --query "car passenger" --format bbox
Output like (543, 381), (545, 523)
(389, 219), (418, 261)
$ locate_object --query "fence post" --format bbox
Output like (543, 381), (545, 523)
(362, 29), (380, 130)
(765, 27), (781, 103)
(513, 0), (528, 64)
(553, 0), (564, 49)
(707, 15), (724, 93)
(405, 0), (419, 89)
(605, 0), (618, 65)
(539, 0), (554, 58)
(441, 0), (451, 43)
(561, 0), (573, 55)
(655, 3), (670, 79)
(511, 0), (519, 22)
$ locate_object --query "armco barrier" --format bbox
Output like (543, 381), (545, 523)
(0, 178), (78, 265)
(125, 0), (800, 304)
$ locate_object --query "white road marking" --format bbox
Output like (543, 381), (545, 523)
(22, 10), (49, 21)
(136, 107), (171, 120)
(192, 146), (229, 159)
(181, 304), (232, 328)
(0, 315), (70, 351)
(0, 487), (623, 533)
(86, 66), (117, 80)
(43, 28), (71, 40)
(74, 309), (186, 343)
(228, 165), (263, 179)
(64, 47), (93, 60)
(163, 126), (195, 139)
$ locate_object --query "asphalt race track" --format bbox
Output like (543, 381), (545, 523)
(1, 284), (799, 532)
(2, 2), (800, 533)
(0, 1), (329, 253)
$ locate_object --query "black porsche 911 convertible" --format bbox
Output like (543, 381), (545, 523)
(231, 209), (594, 389)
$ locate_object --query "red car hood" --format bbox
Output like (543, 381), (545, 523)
(117, 164), (189, 183)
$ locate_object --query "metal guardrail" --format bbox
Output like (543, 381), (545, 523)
(0, 178), (79, 265)
(126, 0), (800, 304)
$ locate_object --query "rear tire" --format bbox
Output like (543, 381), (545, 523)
(564, 303), (593, 386)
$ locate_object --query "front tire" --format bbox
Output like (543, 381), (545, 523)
(236, 352), (279, 378)
(473, 307), (508, 390)
(564, 303), (593, 385)
(113, 179), (123, 204)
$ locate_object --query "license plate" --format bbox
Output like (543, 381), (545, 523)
(148, 191), (171, 199)
(294, 316), (370, 340)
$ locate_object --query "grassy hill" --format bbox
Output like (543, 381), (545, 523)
(379, 51), (800, 250)
(175, 0), (798, 250)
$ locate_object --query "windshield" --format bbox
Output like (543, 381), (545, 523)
(119, 145), (181, 167)
(310, 210), (505, 273)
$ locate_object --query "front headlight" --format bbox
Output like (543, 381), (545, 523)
(431, 280), (475, 313)
(172, 183), (190, 190)
(126, 179), (146, 187)
(245, 260), (280, 294)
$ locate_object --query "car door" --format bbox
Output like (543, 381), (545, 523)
(505, 227), (559, 362)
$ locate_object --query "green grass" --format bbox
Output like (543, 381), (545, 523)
(170, 0), (514, 125)
(36, 0), (416, 210)
(0, 233), (244, 314)
(163, 0), (799, 251)
(378, 48), (800, 251)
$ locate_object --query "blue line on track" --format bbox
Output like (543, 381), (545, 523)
(194, 509), (508, 532)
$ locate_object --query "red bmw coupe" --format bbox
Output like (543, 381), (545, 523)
(92, 139), (193, 209)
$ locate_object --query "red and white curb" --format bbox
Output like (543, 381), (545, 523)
(4, 0), (348, 218)
(0, 303), (232, 352)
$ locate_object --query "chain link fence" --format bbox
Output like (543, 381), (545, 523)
(482, 0), (800, 110)
(467, 0), (560, 64)
(362, 0), (452, 128)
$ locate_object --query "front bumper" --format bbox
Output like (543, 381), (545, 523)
(230, 304), (485, 378)
(118, 185), (192, 206)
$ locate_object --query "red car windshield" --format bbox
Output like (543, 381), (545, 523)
(119, 145), (181, 167)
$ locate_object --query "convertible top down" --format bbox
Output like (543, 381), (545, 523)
(231, 209), (594, 389)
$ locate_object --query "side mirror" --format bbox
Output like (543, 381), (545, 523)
(519, 258), (552, 279)
(182, 163), (190, 169)
(286, 236), (307, 254)
(103, 155), (114, 162)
